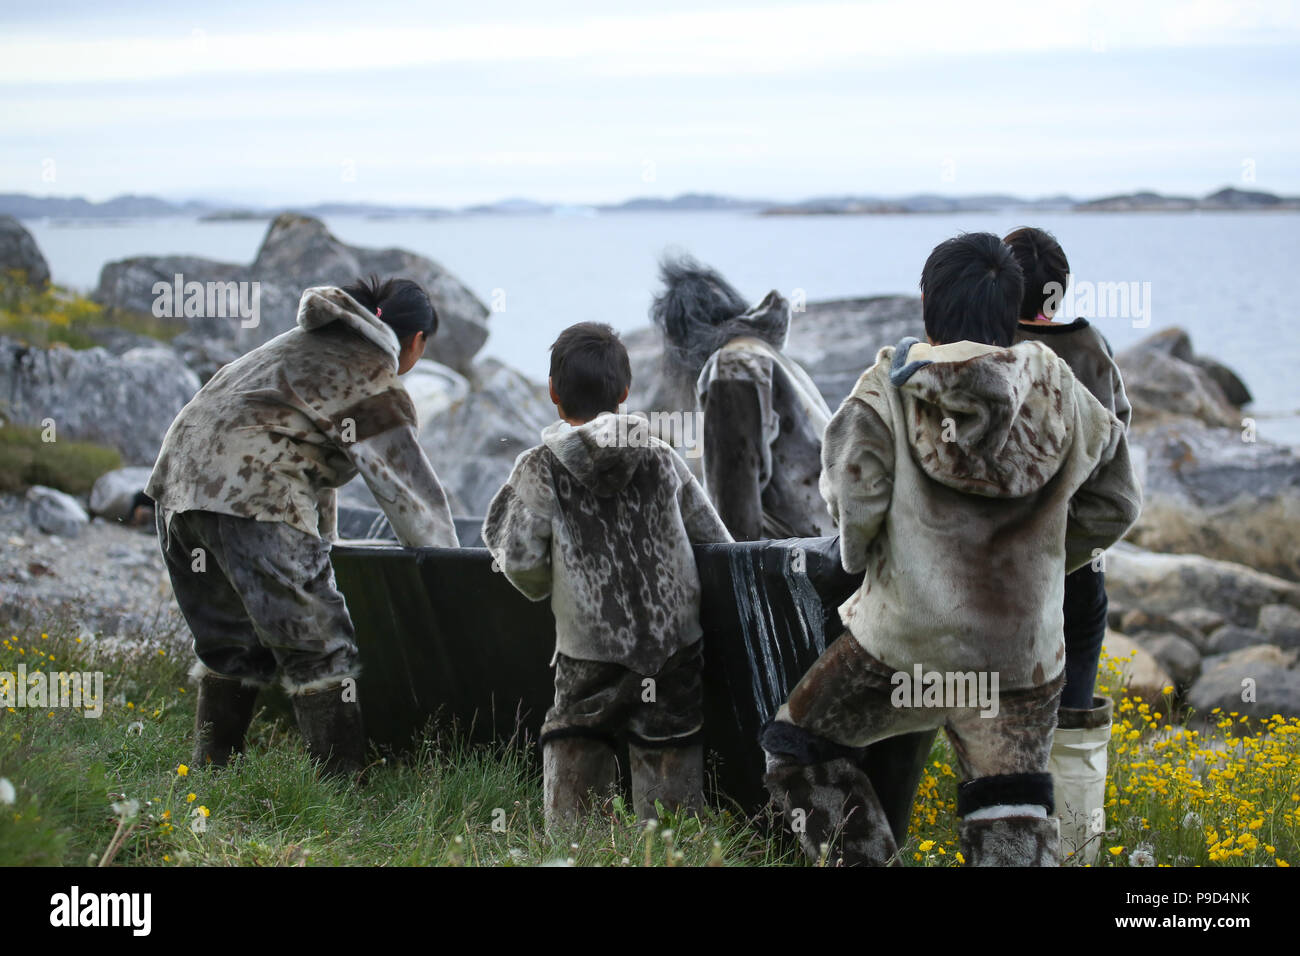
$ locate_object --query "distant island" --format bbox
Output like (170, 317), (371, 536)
(2, 186), (1296, 222)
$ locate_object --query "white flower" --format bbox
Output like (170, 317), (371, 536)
(1129, 844), (1156, 867)
(1181, 811), (1202, 829)
(126, 721), (144, 736)
(111, 798), (140, 819)
(0, 777), (15, 806)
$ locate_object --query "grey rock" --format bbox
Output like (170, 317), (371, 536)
(1168, 607), (1228, 640)
(1205, 625), (1269, 655)
(1258, 604), (1300, 650)
(169, 331), (243, 383)
(94, 213), (490, 372)
(1117, 346), (1239, 428)
(1105, 544), (1300, 630)
(0, 215), (50, 287)
(1125, 420), (1300, 580)
(25, 485), (88, 537)
(0, 337), (200, 464)
(1118, 608), (1201, 645)
(1192, 355), (1252, 407)
(1131, 632), (1201, 690)
(249, 214), (489, 371)
(1187, 644), (1300, 725)
(88, 467), (155, 521)
(417, 358), (554, 518)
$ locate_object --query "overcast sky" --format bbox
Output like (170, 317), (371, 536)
(3, 0), (1298, 205)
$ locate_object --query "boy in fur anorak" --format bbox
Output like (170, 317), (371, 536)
(482, 323), (732, 826)
(760, 234), (1142, 866)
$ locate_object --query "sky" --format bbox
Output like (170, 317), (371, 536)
(2, 0), (1298, 206)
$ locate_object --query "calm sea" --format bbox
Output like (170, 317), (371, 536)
(24, 210), (1300, 445)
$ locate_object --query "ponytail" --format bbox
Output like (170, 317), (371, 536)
(342, 274), (438, 341)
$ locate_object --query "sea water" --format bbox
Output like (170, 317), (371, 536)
(25, 209), (1300, 444)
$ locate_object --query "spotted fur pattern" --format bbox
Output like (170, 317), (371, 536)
(482, 413), (732, 674)
(147, 286), (457, 548)
(697, 324), (837, 540)
(960, 815), (1061, 867)
(764, 755), (899, 866)
(823, 337), (1142, 690)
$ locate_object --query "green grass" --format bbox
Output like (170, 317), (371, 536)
(0, 270), (181, 350)
(0, 626), (796, 867)
(3, 626), (1297, 867)
(0, 419), (122, 495)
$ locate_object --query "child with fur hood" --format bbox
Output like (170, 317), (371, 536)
(760, 233), (1142, 866)
(148, 276), (458, 779)
(482, 322), (732, 827)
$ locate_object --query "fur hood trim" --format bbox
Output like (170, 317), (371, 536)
(296, 286), (400, 369)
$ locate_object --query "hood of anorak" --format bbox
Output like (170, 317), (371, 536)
(296, 286), (400, 369)
(542, 412), (655, 497)
(889, 336), (1073, 498)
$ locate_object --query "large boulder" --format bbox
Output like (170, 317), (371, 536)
(783, 296), (923, 407)
(25, 485), (88, 537)
(0, 338), (200, 465)
(1187, 644), (1300, 726)
(1100, 630), (1175, 705)
(1105, 544), (1300, 630)
(95, 213), (490, 373)
(337, 358), (551, 520)
(0, 216), (50, 287)
(1125, 419), (1300, 580)
(1116, 327), (1248, 429)
(418, 359), (554, 518)
(88, 466), (155, 521)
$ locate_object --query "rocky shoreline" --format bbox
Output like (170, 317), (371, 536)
(2, 212), (1298, 721)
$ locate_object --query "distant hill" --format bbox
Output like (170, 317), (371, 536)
(1074, 187), (1300, 212)
(3, 186), (1296, 222)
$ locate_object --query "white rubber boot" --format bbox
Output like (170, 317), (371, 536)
(1049, 695), (1112, 866)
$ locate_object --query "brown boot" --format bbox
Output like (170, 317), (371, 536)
(542, 735), (619, 830)
(290, 682), (366, 779)
(629, 742), (705, 822)
(193, 672), (260, 769)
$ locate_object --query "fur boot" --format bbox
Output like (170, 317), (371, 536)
(764, 756), (898, 865)
(290, 682), (365, 779)
(629, 742), (704, 822)
(960, 814), (1061, 866)
(192, 670), (260, 769)
(1050, 695), (1113, 865)
(542, 736), (619, 830)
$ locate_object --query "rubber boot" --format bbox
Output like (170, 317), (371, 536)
(960, 814), (1061, 866)
(764, 755), (898, 866)
(290, 682), (366, 779)
(629, 742), (705, 822)
(1049, 695), (1113, 865)
(193, 673), (260, 769)
(542, 736), (619, 830)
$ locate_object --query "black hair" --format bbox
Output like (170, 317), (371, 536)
(1003, 227), (1070, 320)
(919, 232), (1024, 347)
(649, 254), (786, 375)
(342, 274), (437, 342)
(549, 322), (632, 421)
